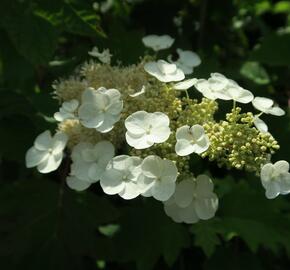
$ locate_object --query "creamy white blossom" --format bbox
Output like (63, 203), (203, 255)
(144, 60), (185, 82)
(67, 141), (115, 191)
(254, 116), (268, 133)
(125, 111), (171, 149)
(169, 49), (201, 75)
(138, 155), (178, 201)
(252, 97), (285, 116)
(195, 73), (254, 103)
(100, 155), (143, 199)
(164, 175), (219, 223)
(175, 125), (210, 156)
(25, 130), (68, 173)
(142, 35), (174, 51)
(54, 99), (79, 122)
(88, 47), (112, 64)
(261, 160), (290, 199)
(173, 78), (198, 90)
(78, 87), (123, 133)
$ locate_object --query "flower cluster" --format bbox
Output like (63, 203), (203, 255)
(26, 34), (289, 225)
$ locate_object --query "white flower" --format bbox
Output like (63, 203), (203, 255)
(129, 85), (146, 97)
(254, 116), (268, 133)
(175, 125), (210, 156)
(54, 99), (79, 122)
(261, 160), (290, 199)
(173, 78), (198, 90)
(142, 35), (174, 51)
(125, 111), (171, 149)
(78, 87), (123, 133)
(138, 155), (178, 201)
(194, 73), (254, 103)
(252, 97), (285, 116)
(25, 130), (68, 173)
(100, 155), (143, 200)
(164, 175), (219, 224)
(88, 47), (112, 64)
(67, 141), (115, 191)
(144, 60), (185, 82)
(169, 49), (201, 75)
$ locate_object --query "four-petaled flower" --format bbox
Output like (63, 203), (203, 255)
(144, 60), (185, 82)
(100, 155), (143, 199)
(142, 35), (174, 51)
(138, 155), (178, 201)
(195, 73), (254, 103)
(175, 125), (210, 156)
(54, 99), (79, 122)
(125, 111), (171, 149)
(164, 175), (219, 224)
(66, 141), (115, 191)
(252, 97), (285, 116)
(78, 87), (123, 133)
(169, 49), (201, 75)
(261, 160), (290, 199)
(25, 130), (68, 173)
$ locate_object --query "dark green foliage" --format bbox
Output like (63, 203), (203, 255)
(0, 0), (290, 269)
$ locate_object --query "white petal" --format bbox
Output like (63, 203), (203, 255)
(254, 117), (268, 133)
(52, 132), (68, 153)
(195, 193), (218, 220)
(125, 132), (152, 149)
(142, 35), (174, 51)
(194, 136), (210, 154)
(174, 179), (195, 208)
(179, 201), (200, 224)
(70, 160), (92, 181)
(195, 175), (214, 196)
(100, 169), (125, 195)
(125, 111), (148, 135)
(175, 139), (195, 156)
(66, 176), (91, 191)
(265, 182), (280, 199)
(34, 130), (53, 151)
(94, 141), (115, 163)
(62, 99), (79, 112)
(173, 79), (198, 90)
(190, 125), (206, 141)
(161, 159), (178, 182)
(274, 160), (289, 174)
(141, 155), (162, 178)
(268, 106), (285, 116)
(150, 112), (170, 128)
(227, 87), (254, 103)
(118, 182), (140, 200)
(176, 125), (192, 141)
(151, 181), (176, 201)
(78, 103), (104, 128)
(177, 49), (201, 68)
(129, 86), (146, 97)
(25, 147), (49, 168)
(164, 200), (183, 223)
(279, 173), (290, 194)
(37, 152), (63, 173)
(148, 126), (171, 143)
(88, 164), (104, 181)
(96, 114), (119, 133)
(252, 97), (273, 112)
(260, 163), (275, 186)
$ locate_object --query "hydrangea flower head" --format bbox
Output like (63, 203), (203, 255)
(144, 60), (185, 82)
(25, 130), (68, 173)
(125, 111), (171, 149)
(142, 34), (174, 51)
(78, 87), (123, 133)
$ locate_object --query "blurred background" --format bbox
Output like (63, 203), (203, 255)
(1, 0), (290, 269)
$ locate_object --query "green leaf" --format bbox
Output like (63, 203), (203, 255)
(251, 33), (290, 66)
(190, 219), (222, 257)
(0, 1), (59, 65)
(240, 61), (270, 85)
(110, 200), (190, 270)
(0, 178), (119, 269)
